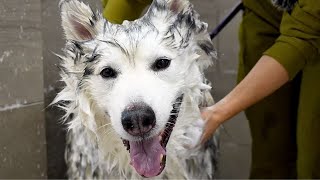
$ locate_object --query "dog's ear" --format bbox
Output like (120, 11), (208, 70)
(144, 0), (190, 20)
(59, 0), (100, 41)
(166, 0), (190, 14)
(148, 0), (190, 14)
(145, 0), (216, 68)
(144, 0), (209, 40)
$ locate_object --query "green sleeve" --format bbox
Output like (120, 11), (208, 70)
(102, 0), (152, 24)
(263, 0), (320, 80)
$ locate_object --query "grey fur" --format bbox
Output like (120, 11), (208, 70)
(198, 40), (215, 56)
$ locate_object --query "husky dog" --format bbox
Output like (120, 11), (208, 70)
(53, 0), (218, 178)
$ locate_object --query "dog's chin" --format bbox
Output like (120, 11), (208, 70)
(122, 126), (174, 178)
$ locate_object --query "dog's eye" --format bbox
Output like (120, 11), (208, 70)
(152, 58), (171, 71)
(100, 67), (117, 78)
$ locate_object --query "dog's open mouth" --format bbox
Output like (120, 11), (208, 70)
(122, 95), (183, 177)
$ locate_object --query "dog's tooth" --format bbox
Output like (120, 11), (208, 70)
(160, 154), (163, 161)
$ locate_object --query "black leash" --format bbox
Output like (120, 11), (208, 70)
(210, 2), (244, 40)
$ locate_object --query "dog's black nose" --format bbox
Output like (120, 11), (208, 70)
(121, 103), (156, 136)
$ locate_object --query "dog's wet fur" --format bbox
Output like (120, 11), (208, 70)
(53, 0), (219, 178)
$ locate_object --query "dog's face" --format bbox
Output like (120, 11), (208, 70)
(59, 0), (215, 177)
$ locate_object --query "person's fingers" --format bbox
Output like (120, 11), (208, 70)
(199, 105), (222, 144)
(200, 107), (211, 120)
(199, 107), (221, 144)
(200, 120), (219, 144)
(200, 108), (211, 140)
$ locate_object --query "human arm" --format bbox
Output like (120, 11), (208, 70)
(201, 0), (320, 143)
(201, 55), (289, 143)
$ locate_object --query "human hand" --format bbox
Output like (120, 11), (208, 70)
(200, 105), (224, 144)
(200, 56), (290, 144)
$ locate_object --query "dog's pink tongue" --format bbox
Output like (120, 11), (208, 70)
(129, 136), (165, 178)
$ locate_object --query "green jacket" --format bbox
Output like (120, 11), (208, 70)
(240, 1), (320, 178)
(244, 0), (320, 80)
(102, 0), (152, 24)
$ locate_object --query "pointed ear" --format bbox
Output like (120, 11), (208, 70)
(145, 0), (206, 32)
(167, 0), (190, 14)
(59, 0), (101, 41)
(145, 0), (190, 17)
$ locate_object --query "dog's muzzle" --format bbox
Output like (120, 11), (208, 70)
(121, 94), (184, 178)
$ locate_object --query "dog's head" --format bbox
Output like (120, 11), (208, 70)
(57, 0), (215, 177)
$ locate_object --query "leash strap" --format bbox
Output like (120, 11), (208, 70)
(209, 2), (244, 40)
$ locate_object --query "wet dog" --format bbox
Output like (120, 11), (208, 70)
(53, 0), (218, 178)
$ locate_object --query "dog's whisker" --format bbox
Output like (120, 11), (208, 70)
(165, 123), (176, 127)
(161, 130), (171, 137)
(171, 101), (184, 105)
(103, 128), (116, 137)
(169, 113), (179, 116)
(67, 71), (84, 74)
(178, 105), (195, 108)
(165, 122), (176, 128)
(165, 121), (176, 125)
(96, 122), (112, 131)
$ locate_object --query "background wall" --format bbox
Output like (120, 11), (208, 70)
(0, 0), (251, 178)
(0, 0), (46, 178)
